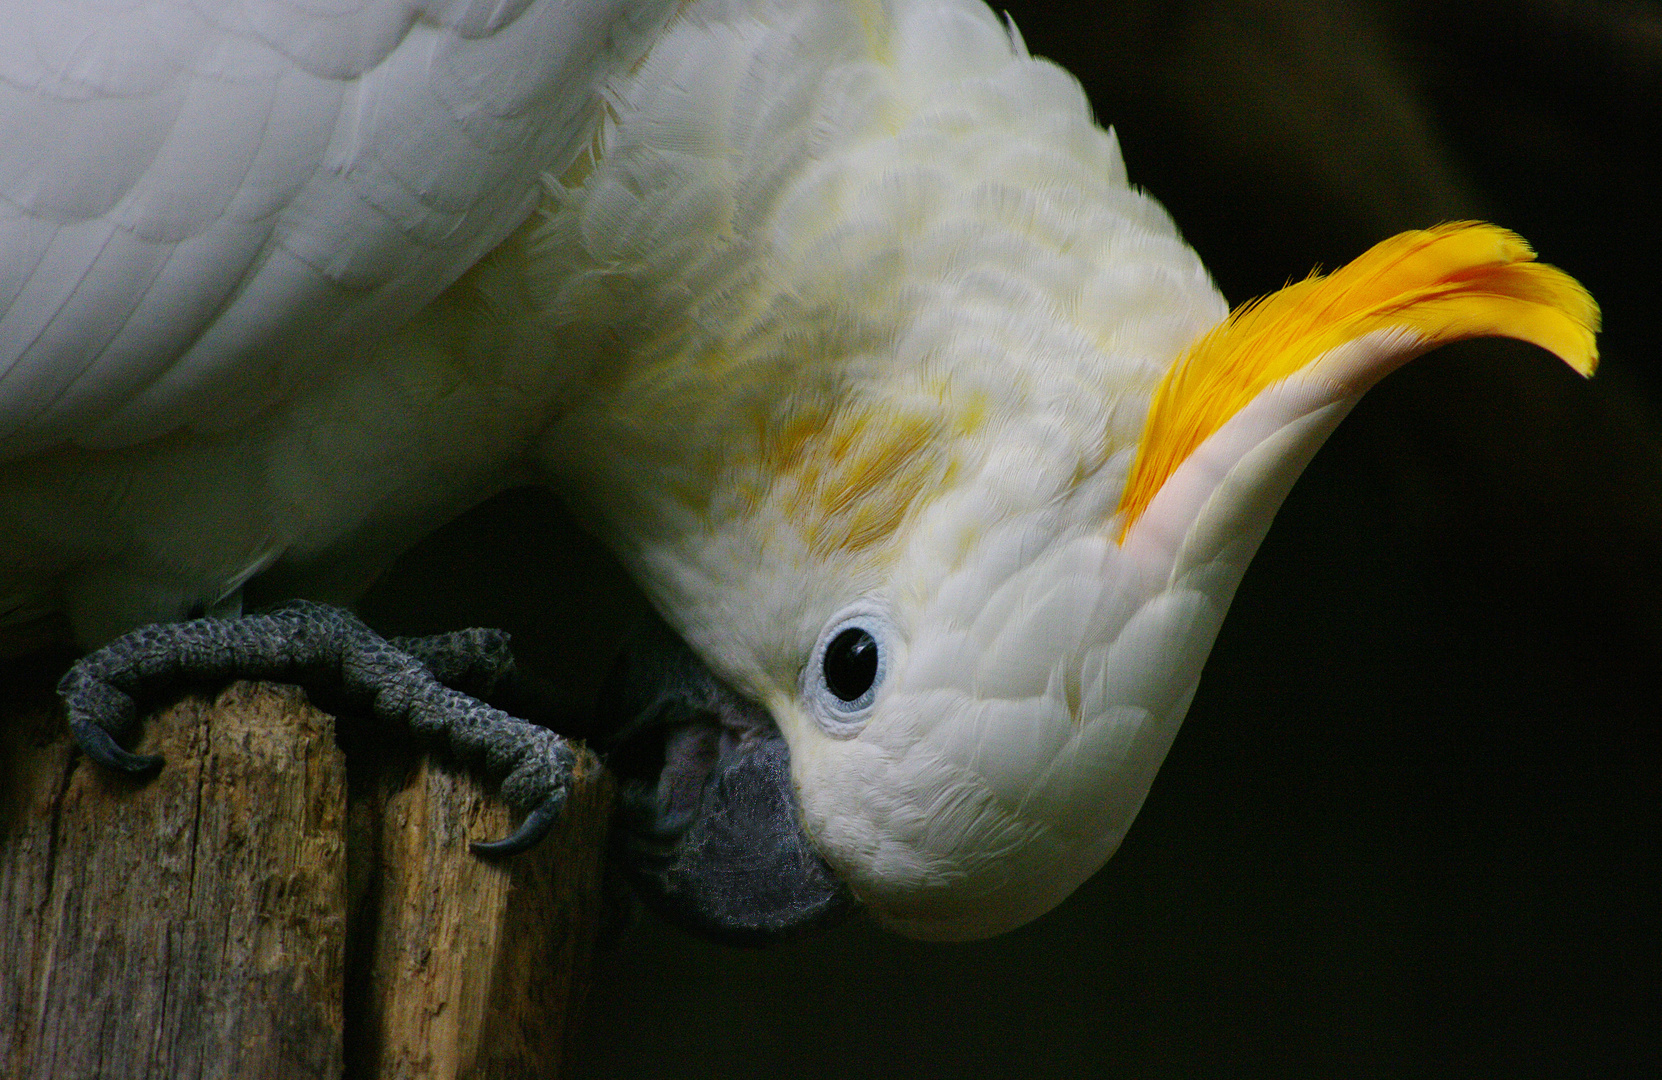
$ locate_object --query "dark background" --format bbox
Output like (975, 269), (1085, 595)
(361, 2), (1660, 1076)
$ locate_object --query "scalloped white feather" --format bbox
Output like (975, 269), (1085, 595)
(0, 0), (1497, 943)
(0, 0), (672, 455)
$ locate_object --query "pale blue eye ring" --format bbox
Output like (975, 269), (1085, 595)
(805, 608), (893, 735)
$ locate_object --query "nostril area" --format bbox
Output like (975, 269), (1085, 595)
(656, 718), (723, 822)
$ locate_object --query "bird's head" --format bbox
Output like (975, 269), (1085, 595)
(527, 3), (1596, 942)
(568, 221), (1596, 942)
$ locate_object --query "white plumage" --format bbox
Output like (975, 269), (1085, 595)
(0, 0), (1595, 939)
(0, 0), (672, 450)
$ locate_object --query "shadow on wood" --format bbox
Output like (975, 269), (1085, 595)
(0, 681), (612, 1080)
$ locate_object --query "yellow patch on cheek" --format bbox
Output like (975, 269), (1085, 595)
(764, 403), (961, 559)
(817, 415), (932, 515)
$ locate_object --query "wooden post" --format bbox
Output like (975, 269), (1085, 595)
(0, 681), (611, 1080)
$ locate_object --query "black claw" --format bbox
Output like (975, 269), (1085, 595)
(73, 723), (165, 773)
(470, 795), (567, 857)
(59, 601), (576, 860)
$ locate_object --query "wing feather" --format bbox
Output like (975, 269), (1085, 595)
(0, 0), (672, 458)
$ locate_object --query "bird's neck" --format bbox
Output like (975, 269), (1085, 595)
(498, 0), (1222, 681)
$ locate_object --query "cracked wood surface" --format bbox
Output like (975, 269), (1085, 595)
(0, 680), (611, 1080)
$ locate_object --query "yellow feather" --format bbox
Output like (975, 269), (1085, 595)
(772, 403), (956, 560)
(1114, 222), (1600, 541)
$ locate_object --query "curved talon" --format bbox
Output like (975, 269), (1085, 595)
(73, 724), (164, 773)
(57, 603), (573, 861)
(470, 795), (567, 857)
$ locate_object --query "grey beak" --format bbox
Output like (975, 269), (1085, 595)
(598, 616), (854, 944)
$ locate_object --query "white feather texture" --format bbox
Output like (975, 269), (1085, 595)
(1, 0), (679, 636)
(522, 0), (1244, 936)
(0, 0), (674, 455)
(0, 0), (1461, 939)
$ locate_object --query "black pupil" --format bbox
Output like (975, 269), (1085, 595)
(823, 627), (879, 703)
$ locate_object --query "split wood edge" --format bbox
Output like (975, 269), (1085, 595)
(0, 681), (612, 1080)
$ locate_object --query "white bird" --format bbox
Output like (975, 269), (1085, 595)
(0, 0), (1597, 941)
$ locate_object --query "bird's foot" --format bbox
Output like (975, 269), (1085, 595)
(59, 600), (573, 855)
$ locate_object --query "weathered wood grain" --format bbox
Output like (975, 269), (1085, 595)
(349, 733), (612, 1080)
(1, 682), (349, 1079)
(0, 681), (611, 1080)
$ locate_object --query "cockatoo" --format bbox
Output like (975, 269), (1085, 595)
(0, 0), (1596, 942)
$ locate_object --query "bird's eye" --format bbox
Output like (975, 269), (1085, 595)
(805, 608), (894, 734)
(823, 626), (878, 703)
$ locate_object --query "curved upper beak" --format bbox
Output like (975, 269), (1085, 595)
(597, 615), (854, 944)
